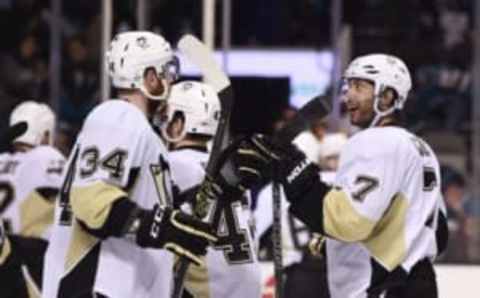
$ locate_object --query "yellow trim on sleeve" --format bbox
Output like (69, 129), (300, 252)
(364, 193), (408, 271)
(70, 181), (127, 229)
(20, 191), (55, 238)
(0, 237), (11, 265)
(185, 255), (211, 298)
(323, 189), (376, 242)
(323, 189), (409, 271)
(21, 265), (42, 298)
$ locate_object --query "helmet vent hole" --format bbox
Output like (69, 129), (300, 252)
(124, 43), (129, 52)
(366, 70), (379, 74)
(120, 58), (125, 67)
(363, 65), (375, 69)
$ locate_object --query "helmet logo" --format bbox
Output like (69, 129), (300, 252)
(386, 56), (397, 65)
(182, 82), (193, 91)
(136, 37), (150, 49)
(109, 62), (115, 73)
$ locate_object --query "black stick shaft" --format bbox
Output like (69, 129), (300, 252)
(272, 181), (283, 298)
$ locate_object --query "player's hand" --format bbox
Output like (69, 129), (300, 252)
(193, 175), (245, 218)
(233, 134), (280, 187)
(308, 233), (326, 257)
(233, 134), (320, 201)
(136, 206), (217, 266)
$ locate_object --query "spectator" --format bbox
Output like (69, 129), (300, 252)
(60, 35), (99, 129)
(0, 33), (48, 100)
(272, 106), (298, 133)
(0, 33), (48, 129)
(440, 165), (469, 262)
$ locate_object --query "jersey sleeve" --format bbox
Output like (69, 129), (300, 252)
(68, 104), (151, 236)
(14, 147), (66, 239)
(322, 133), (408, 242)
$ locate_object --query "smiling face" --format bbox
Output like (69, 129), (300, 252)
(343, 78), (398, 128)
(343, 78), (376, 128)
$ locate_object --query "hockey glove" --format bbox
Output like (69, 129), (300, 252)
(173, 174), (245, 219)
(308, 233), (326, 258)
(135, 205), (217, 266)
(234, 134), (321, 202)
(193, 175), (245, 218)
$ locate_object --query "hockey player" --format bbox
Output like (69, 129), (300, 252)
(255, 132), (346, 298)
(163, 81), (261, 298)
(232, 54), (448, 297)
(1, 101), (64, 237)
(43, 31), (217, 298)
(0, 101), (65, 298)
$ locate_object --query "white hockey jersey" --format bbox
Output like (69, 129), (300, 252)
(322, 126), (445, 298)
(0, 145), (65, 239)
(43, 100), (174, 298)
(255, 172), (336, 268)
(169, 148), (261, 298)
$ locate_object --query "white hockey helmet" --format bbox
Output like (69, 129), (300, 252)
(9, 101), (55, 146)
(105, 31), (179, 100)
(162, 81), (221, 143)
(343, 54), (412, 125)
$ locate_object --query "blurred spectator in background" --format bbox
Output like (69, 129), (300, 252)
(60, 35), (99, 128)
(293, 118), (329, 163)
(272, 106), (298, 133)
(0, 33), (48, 129)
(440, 165), (470, 262)
(407, 0), (472, 133)
(318, 132), (347, 171)
(55, 35), (99, 156)
(0, 33), (48, 99)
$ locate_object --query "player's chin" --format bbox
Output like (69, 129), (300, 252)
(348, 111), (360, 126)
(348, 114), (369, 128)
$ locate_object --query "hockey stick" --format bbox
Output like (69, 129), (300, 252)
(271, 95), (331, 298)
(172, 34), (233, 298)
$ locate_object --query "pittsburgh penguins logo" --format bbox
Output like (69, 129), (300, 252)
(136, 36), (150, 49)
(182, 81), (194, 91)
(386, 56), (397, 65)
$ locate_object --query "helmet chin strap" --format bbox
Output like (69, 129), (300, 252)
(139, 77), (170, 101)
(369, 84), (398, 128)
(160, 121), (187, 144)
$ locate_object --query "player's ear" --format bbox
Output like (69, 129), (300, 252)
(41, 131), (50, 145)
(379, 88), (396, 111)
(144, 68), (157, 84)
(167, 112), (185, 139)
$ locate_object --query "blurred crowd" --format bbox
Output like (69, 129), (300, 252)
(0, 0), (478, 263)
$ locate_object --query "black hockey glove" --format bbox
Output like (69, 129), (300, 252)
(308, 233), (326, 258)
(135, 205), (217, 266)
(173, 175), (245, 219)
(194, 175), (245, 218)
(173, 139), (248, 219)
(234, 134), (321, 202)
